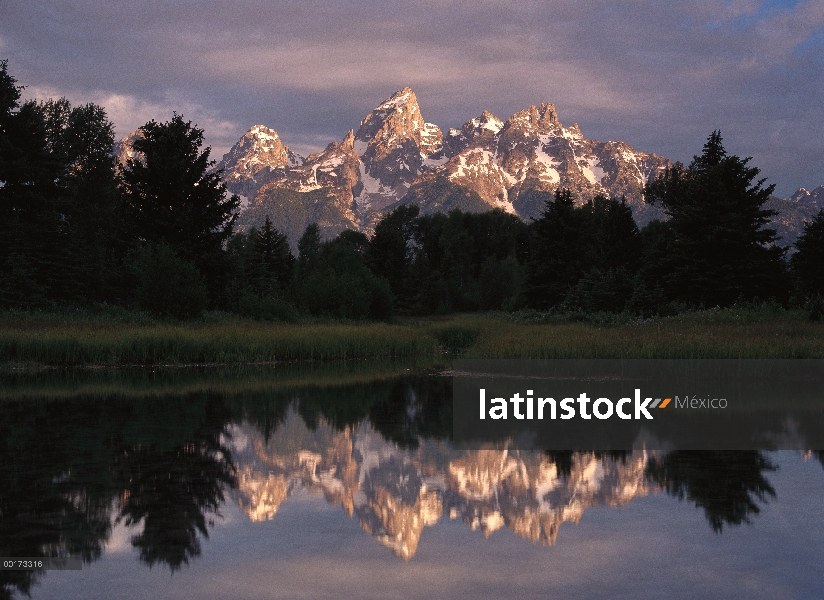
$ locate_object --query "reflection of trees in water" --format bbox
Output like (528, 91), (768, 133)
(0, 393), (236, 598)
(115, 442), (235, 570)
(543, 451), (629, 478)
(366, 376), (452, 449)
(0, 400), (115, 599)
(2, 370), (821, 596)
(112, 392), (237, 571)
(238, 377), (788, 537)
(645, 451), (777, 532)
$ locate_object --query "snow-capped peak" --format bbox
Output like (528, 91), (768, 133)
(466, 110), (504, 136)
(377, 87), (415, 112)
(248, 124), (280, 142)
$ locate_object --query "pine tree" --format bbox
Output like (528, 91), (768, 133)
(526, 189), (583, 309)
(366, 204), (419, 309)
(247, 215), (294, 295)
(120, 114), (239, 297)
(48, 100), (123, 303)
(586, 195), (641, 272)
(791, 209), (824, 299)
(0, 64), (68, 306)
(296, 222), (321, 280)
(645, 131), (786, 306)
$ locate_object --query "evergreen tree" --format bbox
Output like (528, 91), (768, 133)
(0, 64), (70, 306)
(526, 189), (582, 309)
(791, 209), (824, 299)
(0, 64), (126, 307)
(43, 100), (123, 303)
(526, 190), (643, 312)
(296, 222), (321, 279)
(628, 219), (677, 316)
(645, 131), (786, 306)
(120, 114), (239, 302)
(247, 215), (294, 295)
(366, 204), (420, 309)
(135, 243), (207, 319)
(405, 208), (528, 313)
(297, 234), (393, 320)
(586, 195), (641, 272)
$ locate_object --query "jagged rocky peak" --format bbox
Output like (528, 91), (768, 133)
(342, 129), (355, 149)
(232, 90), (677, 242)
(505, 102), (562, 133)
(462, 110), (504, 139)
(354, 86), (443, 158)
(351, 87), (444, 194)
(792, 187), (811, 200)
(789, 185), (824, 206)
(216, 124), (303, 174)
(214, 124), (304, 201)
(563, 123), (584, 140)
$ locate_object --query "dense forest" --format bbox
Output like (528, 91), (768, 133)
(2, 61), (823, 321)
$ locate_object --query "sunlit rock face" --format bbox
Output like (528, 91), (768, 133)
(434, 102), (670, 222)
(447, 449), (652, 545)
(789, 185), (824, 208)
(225, 411), (655, 560)
(213, 125), (304, 204)
(113, 130), (143, 167)
(352, 87), (445, 225)
(235, 468), (289, 522)
(224, 88), (671, 241)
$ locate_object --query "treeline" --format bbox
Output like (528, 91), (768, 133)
(2, 61), (824, 320)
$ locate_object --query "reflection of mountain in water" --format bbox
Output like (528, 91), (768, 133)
(0, 369), (796, 599)
(226, 410), (653, 559)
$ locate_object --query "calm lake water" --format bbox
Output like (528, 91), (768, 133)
(1, 364), (823, 599)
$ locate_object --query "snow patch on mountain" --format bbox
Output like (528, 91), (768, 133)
(227, 87), (677, 240)
(535, 135), (561, 184)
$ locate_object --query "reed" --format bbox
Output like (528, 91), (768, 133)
(1, 305), (822, 367)
(0, 312), (440, 366)
(458, 308), (824, 359)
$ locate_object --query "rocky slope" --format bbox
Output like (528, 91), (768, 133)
(114, 94), (824, 249)
(788, 185), (824, 210)
(233, 87), (672, 242)
(212, 125), (303, 205)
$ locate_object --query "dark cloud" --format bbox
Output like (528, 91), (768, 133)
(2, 0), (822, 195)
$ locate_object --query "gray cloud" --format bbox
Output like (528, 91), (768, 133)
(2, 0), (822, 195)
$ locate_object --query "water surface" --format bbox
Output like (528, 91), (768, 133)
(1, 364), (822, 599)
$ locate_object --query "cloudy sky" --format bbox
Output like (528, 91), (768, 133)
(2, 0), (822, 196)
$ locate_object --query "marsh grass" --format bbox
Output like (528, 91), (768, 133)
(459, 306), (824, 359)
(1, 305), (823, 367)
(0, 359), (444, 402)
(0, 311), (440, 366)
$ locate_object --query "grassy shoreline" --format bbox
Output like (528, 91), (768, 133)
(2, 306), (824, 368)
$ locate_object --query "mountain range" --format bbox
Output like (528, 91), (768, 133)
(115, 88), (824, 248)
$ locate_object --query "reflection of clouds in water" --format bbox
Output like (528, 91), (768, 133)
(222, 424), (250, 454)
(106, 515), (144, 555)
(26, 450), (824, 600)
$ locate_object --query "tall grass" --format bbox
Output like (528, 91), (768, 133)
(2, 305), (823, 367)
(0, 312), (440, 366)
(458, 307), (824, 359)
